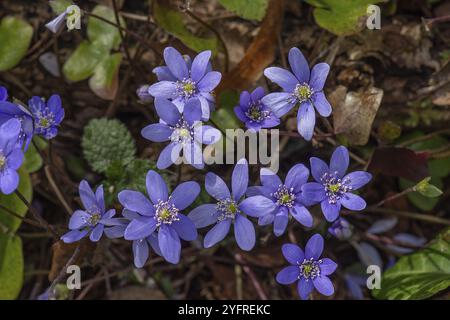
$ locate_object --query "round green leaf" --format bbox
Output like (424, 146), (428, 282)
(218, 0), (269, 21)
(87, 5), (125, 50)
(0, 234), (24, 299)
(88, 53), (122, 100)
(0, 16), (33, 71)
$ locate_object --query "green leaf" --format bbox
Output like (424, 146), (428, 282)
(0, 16), (33, 71)
(0, 233), (24, 299)
(372, 228), (450, 300)
(153, 1), (218, 53)
(89, 53), (122, 100)
(0, 168), (32, 233)
(87, 5), (125, 51)
(305, 0), (386, 36)
(23, 137), (47, 173)
(415, 179), (443, 198)
(82, 118), (136, 173)
(218, 0), (269, 21)
(63, 40), (108, 82)
(49, 0), (72, 14)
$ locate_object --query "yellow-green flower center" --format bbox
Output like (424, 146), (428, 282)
(294, 83), (313, 102)
(0, 154), (6, 170)
(217, 199), (240, 221)
(272, 185), (296, 208)
(154, 200), (180, 226)
(328, 184), (341, 193)
(299, 258), (322, 280)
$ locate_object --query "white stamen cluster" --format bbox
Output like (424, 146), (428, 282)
(320, 171), (352, 204)
(154, 199), (180, 226)
(170, 119), (194, 145)
(35, 112), (54, 130)
(290, 83), (313, 104)
(271, 184), (296, 208)
(298, 258), (322, 281)
(216, 199), (240, 221)
(84, 206), (102, 226)
(245, 102), (270, 123)
(176, 78), (197, 99)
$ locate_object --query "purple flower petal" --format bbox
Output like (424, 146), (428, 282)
(273, 210), (289, 236)
(89, 224), (104, 242)
(232, 158), (248, 201)
(239, 195), (276, 218)
(172, 214), (198, 241)
(198, 96), (211, 121)
(261, 92), (293, 118)
(205, 172), (230, 201)
(260, 168), (282, 190)
(6, 149), (23, 170)
(330, 146), (349, 178)
(197, 71), (222, 92)
(191, 50), (211, 82)
(158, 225), (181, 264)
(344, 171), (372, 190)
(95, 186), (105, 213)
(153, 66), (176, 81)
(288, 47), (310, 84)
(195, 125), (221, 145)
(258, 214), (274, 226)
(78, 180), (97, 211)
(141, 123), (172, 142)
(104, 225), (126, 239)
(320, 258), (337, 276)
(118, 190), (155, 216)
(183, 98), (202, 124)
(297, 100), (315, 141)
(301, 182), (326, 203)
(305, 233), (324, 260)
(68, 210), (90, 229)
(170, 181), (200, 210)
(276, 266), (300, 284)
(321, 200), (341, 222)
(163, 47), (188, 80)
(309, 62), (330, 91)
(312, 91), (332, 117)
(147, 233), (162, 257)
(188, 204), (218, 228)
(157, 142), (182, 169)
(291, 204), (313, 228)
(133, 239), (150, 268)
(310, 157), (329, 182)
(251, 87), (265, 101)
(313, 275), (334, 296)
(0, 169), (19, 195)
(148, 81), (177, 99)
(146, 170), (169, 204)
(285, 164), (309, 193)
(264, 67), (298, 92)
(239, 91), (251, 108)
(154, 98), (181, 125)
(204, 219), (231, 248)
(45, 12), (67, 33)
(61, 229), (88, 243)
(234, 106), (248, 123)
(340, 193), (366, 211)
(183, 141), (204, 169)
(124, 216), (157, 240)
(234, 214), (255, 251)
(297, 277), (314, 300)
(282, 243), (304, 264)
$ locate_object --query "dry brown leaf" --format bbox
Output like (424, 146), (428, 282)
(330, 85), (383, 146)
(49, 240), (92, 281)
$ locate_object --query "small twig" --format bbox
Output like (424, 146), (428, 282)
(373, 187), (415, 208)
(365, 207), (450, 226)
(44, 166), (73, 216)
(396, 128), (450, 147)
(422, 15), (450, 31)
(48, 245), (80, 299)
(0, 204), (44, 229)
(235, 253), (268, 300)
(112, 0), (133, 64)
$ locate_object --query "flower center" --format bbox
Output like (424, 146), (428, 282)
(170, 119), (194, 145)
(293, 83), (313, 103)
(36, 112), (54, 129)
(321, 172), (352, 204)
(176, 78), (196, 99)
(272, 185), (295, 208)
(85, 206), (102, 226)
(0, 152), (6, 170)
(216, 199), (240, 221)
(245, 103), (270, 123)
(154, 200), (179, 226)
(298, 258), (322, 280)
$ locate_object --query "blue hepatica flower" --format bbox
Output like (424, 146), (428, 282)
(262, 47), (332, 140)
(276, 234), (337, 300)
(188, 159), (276, 251)
(0, 87), (34, 150)
(61, 180), (116, 243)
(104, 209), (162, 268)
(247, 164), (313, 236)
(302, 146), (372, 222)
(234, 87), (280, 132)
(145, 47), (221, 120)
(141, 97), (221, 170)
(0, 119), (24, 195)
(28, 94), (64, 140)
(118, 170), (200, 264)
(328, 217), (353, 240)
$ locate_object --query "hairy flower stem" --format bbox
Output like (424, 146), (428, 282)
(14, 190), (59, 238)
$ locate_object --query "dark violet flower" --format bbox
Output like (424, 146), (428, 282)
(328, 217), (353, 240)
(188, 159), (275, 251)
(141, 97), (221, 169)
(302, 146), (372, 222)
(262, 47), (332, 140)
(0, 119), (24, 195)
(118, 170), (200, 264)
(247, 164), (313, 236)
(28, 94), (64, 140)
(276, 234), (337, 300)
(234, 87), (280, 132)
(0, 89), (34, 150)
(61, 180), (116, 243)
(146, 47), (221, 120)
(104, 209), (162, 268)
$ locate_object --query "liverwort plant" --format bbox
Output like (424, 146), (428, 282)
(302, 146), (372, 222)
(28, 94), (65, 139)
(144, 47), (221, 120)
(188, 159), (276, 251)
(276, 234), (337, 300)
(61, 180), (116, 243)
(0, 119), (25, 195)
(141, 97), (221, 169)
(248, 164), (313, 236)
(234, 87), (280, 132)
(118, 170), (200, 264)
(262, 47), (332, 140)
